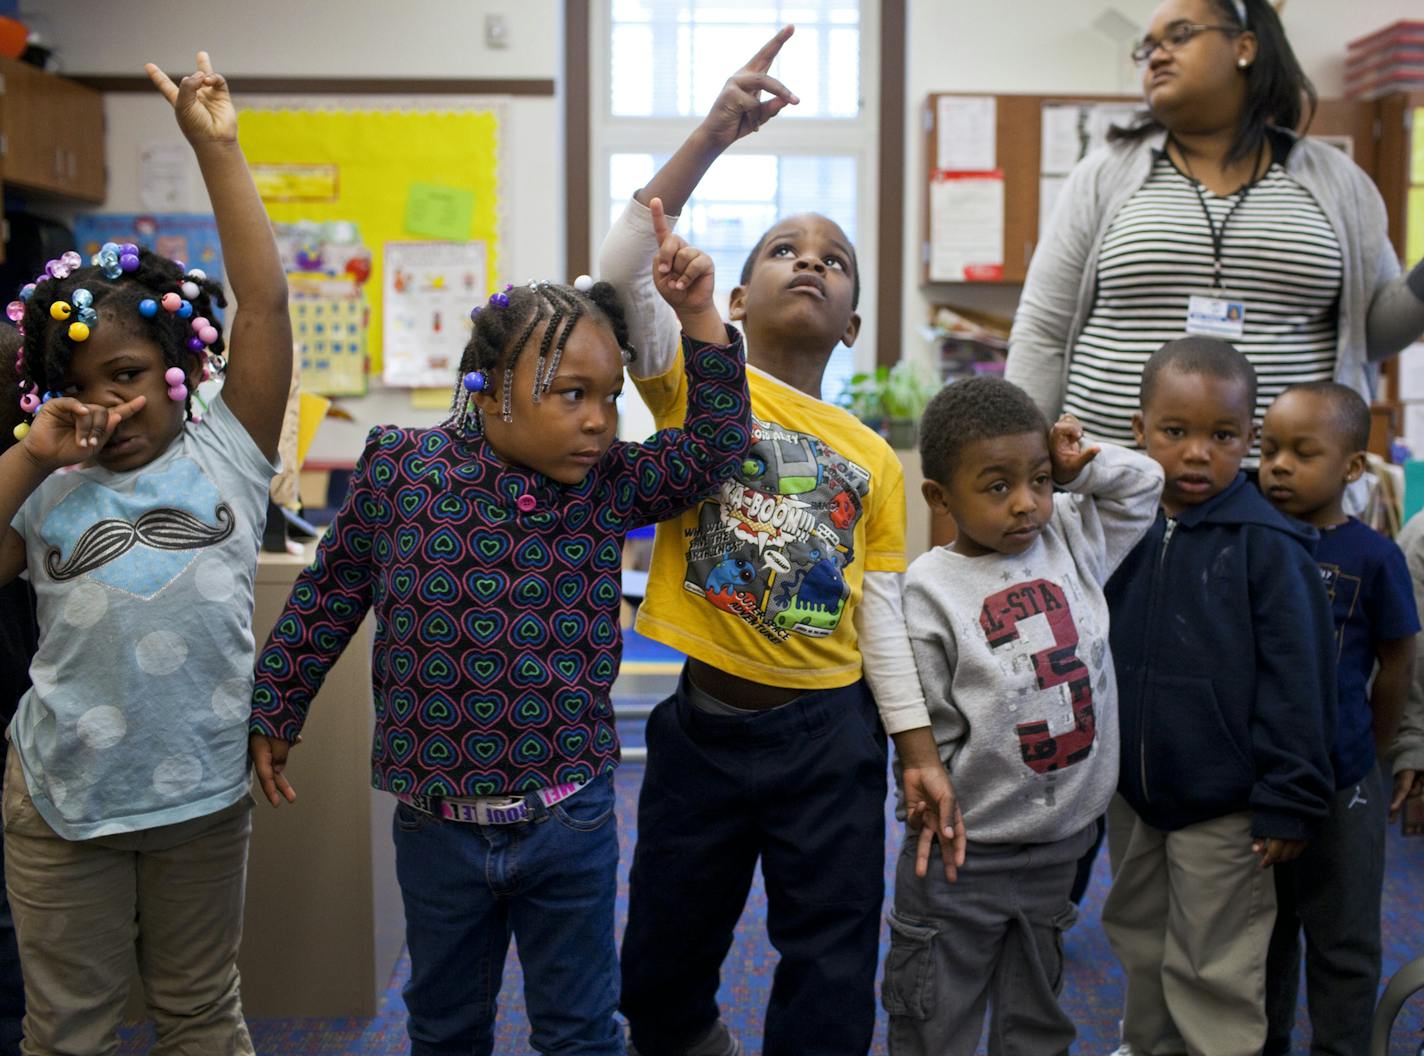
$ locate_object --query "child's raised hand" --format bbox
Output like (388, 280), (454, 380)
(1049, 413), (1099, 485)
(21, 395), (146, 471)
(250, 733), (298, 807)
(146, 51), (237, 145)
(699, 26), (800, 150)
(650, 197), (724, 345)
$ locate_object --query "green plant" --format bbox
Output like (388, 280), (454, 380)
(837, 362), (941, 448)
(839, 368), (888, 423)
(882, 361), (939, 421)
(838, 362), (939, 424)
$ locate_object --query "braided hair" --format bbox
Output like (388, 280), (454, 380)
(448, 280), (633, 434)
(17, 249), (227, 421)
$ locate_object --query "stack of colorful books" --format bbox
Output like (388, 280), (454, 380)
(1346, 20), (1424, 100)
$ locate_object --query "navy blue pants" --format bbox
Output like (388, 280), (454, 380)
(1264, 764), (1388, 1056)
(620, 673), (887, 1056)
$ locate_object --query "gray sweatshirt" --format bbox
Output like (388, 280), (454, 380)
(1006, 129), (1424, 419)
(902, 442), (1163, 844)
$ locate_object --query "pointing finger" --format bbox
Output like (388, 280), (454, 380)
(650, 197), (671, 243)
(746, 25), (794, 72)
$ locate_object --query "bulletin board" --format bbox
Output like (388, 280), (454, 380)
(923, 93), (1375, 285)
(237, 107), (502, 378)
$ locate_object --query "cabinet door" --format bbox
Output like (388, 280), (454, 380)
(0, 58), (60, 192)
(53, 75), (105, 201)
(0, 58), (105, 201)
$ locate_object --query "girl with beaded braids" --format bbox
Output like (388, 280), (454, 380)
(249, 198), (750, 1056)
(0, 52), (289, 1056)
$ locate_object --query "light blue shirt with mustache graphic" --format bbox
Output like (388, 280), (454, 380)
(10, 394), (276, 838)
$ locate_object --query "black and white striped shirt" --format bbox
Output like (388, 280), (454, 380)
(1063, 150), (1343, 453)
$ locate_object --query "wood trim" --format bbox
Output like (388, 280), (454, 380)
(71, 75), (556, 96)
(564, 0), (592, 279)
(876, 0), (907, 367)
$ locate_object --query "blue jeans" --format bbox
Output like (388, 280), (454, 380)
(392, 772), (623, 1056)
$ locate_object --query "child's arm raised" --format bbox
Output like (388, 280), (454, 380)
(637, 27), (798, 216)
(599, 28), (797, 383)
(649, 198), (723, 345)
(147, 53), (291, 464)
(598, 225), (750, 528)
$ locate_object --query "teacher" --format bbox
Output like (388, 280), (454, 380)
(1006, 0), (1424, 446)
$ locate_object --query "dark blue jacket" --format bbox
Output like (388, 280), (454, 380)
(1105, 473), (1336, 840)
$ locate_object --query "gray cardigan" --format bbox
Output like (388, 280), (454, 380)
(1005, 128), (1424, 418)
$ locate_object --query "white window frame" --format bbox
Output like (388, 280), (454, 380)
(588, 0), (881, 388)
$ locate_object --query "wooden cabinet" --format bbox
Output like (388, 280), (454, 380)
(0, 57), (105, 202)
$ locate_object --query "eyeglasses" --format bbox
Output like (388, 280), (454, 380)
(1131, 23), (1241, 65)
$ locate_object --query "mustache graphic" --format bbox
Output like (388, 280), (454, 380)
(46, 504), (235, 581)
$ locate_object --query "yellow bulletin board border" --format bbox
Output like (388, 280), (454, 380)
(238, 106), (502, 377)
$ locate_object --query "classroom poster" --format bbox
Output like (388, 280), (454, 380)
(73, 213), (225, 283)
(382, 241), (488, 389)
(289, 273), (369, 397)
(238, 107), (502, 376)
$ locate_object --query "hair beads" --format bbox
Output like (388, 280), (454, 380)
(9, 246), (229, 437)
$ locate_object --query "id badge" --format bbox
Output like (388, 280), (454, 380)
(1185, 294), (1246, 339)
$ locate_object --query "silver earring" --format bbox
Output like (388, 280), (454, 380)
(1238, 58), (1249, 68)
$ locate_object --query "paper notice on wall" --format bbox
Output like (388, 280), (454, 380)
(1040, 101), (1140, 175)
(383, 240), (488, 388)
(1040, 105), (1084, 176)
(929, 171), (1004, 282)
(935, 96), (996, 172)
(138, 143), (193, 211)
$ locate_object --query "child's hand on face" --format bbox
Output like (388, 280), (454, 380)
(146, 51), (237, 145)
(699, 26), (800, 149)
(1049, 413), (1100, 485)
(21, 396), (146, 472)
(650, 197), (725, 345)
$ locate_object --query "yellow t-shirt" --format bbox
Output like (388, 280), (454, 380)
(634, 356), (907, 690)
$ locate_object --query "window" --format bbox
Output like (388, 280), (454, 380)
(591, 0), (878, 436)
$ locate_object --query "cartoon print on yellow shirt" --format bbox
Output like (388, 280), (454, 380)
(682, 417), (871, 643)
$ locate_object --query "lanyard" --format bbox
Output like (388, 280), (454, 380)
(1169, 137), (1265, 291)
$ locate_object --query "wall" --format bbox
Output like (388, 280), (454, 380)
(24, 0), (562, 462)
(901, 0), (1424, 369)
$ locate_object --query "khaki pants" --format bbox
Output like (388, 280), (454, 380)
(1, 746), (255, 1056)
(1102, 796), (1276, 1056)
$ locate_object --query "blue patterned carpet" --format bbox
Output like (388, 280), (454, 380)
(116, 641), (1424, 1054)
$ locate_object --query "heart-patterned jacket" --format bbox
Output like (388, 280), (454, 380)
(250, 329), (750, 798)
